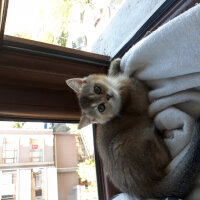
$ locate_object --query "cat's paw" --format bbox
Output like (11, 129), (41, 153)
(108, 58), (123, 76)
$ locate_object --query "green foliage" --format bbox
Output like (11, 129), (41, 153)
(80, 11), (85, 23)
(40, 32), (55, 44)
(57, 31), (68, 47)
(11, 122), (25, 129)
(52, 123), (71, 132)
(77, 158), (98, 199)
(64, 0), (93, 8)
(72, 41), (79, 49)
(14, 33), (32, 40)
(11, 0), (93, 48)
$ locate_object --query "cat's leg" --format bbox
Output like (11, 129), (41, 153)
(108, 58), (122, 76)
(154, 107), (194, 158)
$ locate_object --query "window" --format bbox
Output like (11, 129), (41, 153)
(30, 139), (44, 163)
(31, 168), (46, 200)
(5, 0), (125, 53)
(1, 0), (198, 200)
(52, 122), (99, 200)
(0, 121), (98, 200)
(2, 138), (18, 164)
(1, 171), (17, 200)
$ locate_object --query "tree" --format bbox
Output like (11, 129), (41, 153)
(77, 158), (98, 199)
(11, 122), (25, 128)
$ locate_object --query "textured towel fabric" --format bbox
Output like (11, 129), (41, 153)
(111, 193), (182, 200)
(121, 3), (200, 163)
(119, 3), (200, 200)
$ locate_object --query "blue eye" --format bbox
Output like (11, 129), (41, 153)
(98, 103), (105, 113)
(94, 86), (101, 94)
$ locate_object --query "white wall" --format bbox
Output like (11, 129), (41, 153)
(47, 168), (58, 200)
(92, 0), (166, 57)
(18, 169), (31, 200)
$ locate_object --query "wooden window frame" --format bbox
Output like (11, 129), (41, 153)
(1, 0), (200, 199)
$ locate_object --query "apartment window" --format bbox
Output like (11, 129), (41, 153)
(1, 171), (17, 200)
(0, 121), (99, 199)
(31, 169), (46, 200)
(2, 138), (18, 164)
(30, 139), (44, 163)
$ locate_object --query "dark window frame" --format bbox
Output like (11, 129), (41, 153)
(1, 0), (200, 199)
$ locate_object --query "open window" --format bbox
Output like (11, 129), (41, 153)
(0, 0), (200, 199)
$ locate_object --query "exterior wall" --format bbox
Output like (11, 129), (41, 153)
(56, 134), (77, 168)
(47, 168), (58, 200)
(0, 129), (53, 135)
(57, 172), (78, 200)
(44, 136), (54, 162)
(0, 141), (3, 164)
(56, 134), (78, 200)
(0, 130), (54, 164)
(18, 169), (31, 200)
(19, 146), (30, 163)
(19, 136), (54, 163)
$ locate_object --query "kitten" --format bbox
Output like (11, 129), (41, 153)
(66, 58), (200, 199)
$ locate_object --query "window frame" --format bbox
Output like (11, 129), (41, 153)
(29, 138), (44, 163)
(2, 138), (18, 164)
(1, 170), (17, 200)
(1, 0), (200, 199)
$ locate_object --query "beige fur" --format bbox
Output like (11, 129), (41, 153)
(66, 59), (200, 199)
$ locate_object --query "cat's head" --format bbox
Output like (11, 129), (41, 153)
(66, 74), (121, 129)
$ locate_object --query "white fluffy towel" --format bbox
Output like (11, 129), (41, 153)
(119, 4), (200, 200)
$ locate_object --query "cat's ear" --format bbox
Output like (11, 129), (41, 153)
(78, 114), (96, 129)
(66, 78), (86, 93)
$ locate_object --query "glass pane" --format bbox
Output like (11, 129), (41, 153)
(4, 0), (125, 54)
(0, 121), (98, 200)
(1, 171), (17, 199)
(32, 168), (46, 199)
(4, 159), (15, 164)
(5, 144), (16, 151)
(32, 158), (41, 162)
(4, 151), (15, 159)
(31, 151), (42, 157)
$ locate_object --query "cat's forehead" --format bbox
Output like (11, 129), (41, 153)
(87, 75), (108, 87)
(79, 96), (100, 119)
(79, 94), (100, 109)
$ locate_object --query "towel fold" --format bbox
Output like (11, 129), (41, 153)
(120, 4), (200, 200)
(121, 3), (200, 160)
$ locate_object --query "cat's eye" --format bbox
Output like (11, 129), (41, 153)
(98, 103), (105, 113)
(94, 86), (101, 94)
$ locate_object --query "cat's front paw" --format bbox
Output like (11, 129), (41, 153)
(108, 58), (123, 76)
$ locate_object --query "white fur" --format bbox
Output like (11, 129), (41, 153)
(106, 76), (126, 116)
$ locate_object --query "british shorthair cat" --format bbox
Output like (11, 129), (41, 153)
(66, 58), (200, 199)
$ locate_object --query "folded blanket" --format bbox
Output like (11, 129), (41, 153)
(111, 193), (182, 200)
(120, 4), (200, 200)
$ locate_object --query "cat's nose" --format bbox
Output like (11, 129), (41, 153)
(106, 94), (112, 101)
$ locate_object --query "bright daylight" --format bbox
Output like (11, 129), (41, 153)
(5, 0), (124, 52)
(0, 121), (97, 200)
(2, 0), (126, 199)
